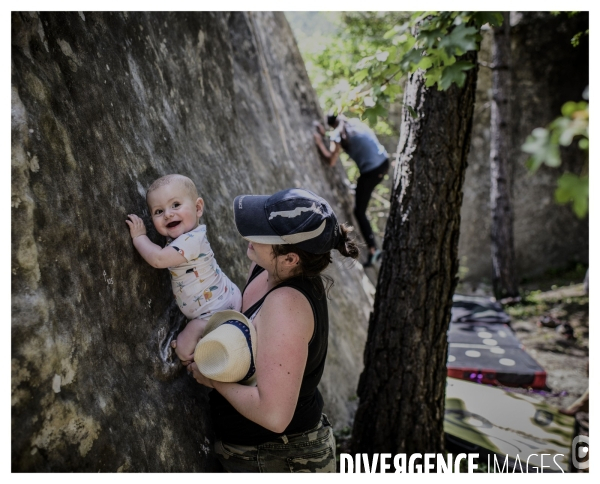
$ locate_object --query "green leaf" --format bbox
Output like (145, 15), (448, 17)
(381, 65), (402, 79)
(428, 46), (452, 65)
(384, 83), (402, 96)
(406, 105), (418, 119)
(438, 61), (473, 90)
(521, 128), (561, 171)
(551, 115), (588, 147)
(356, 55), (375, 69)
(362, 104), (388, 125)
(471, 12), (504, 28)
(542, 147), (561, 167)
(399, 34), (416, 52)
(424, 66), (443, 87)
(417, 55), (434, 70)
(384, 26), (400, 40)
(438, 24), (479, 54)
(375, 51), (390, 62)
(521, 128), (545, 154)
(524, 157), (537, 171)
(386, 45), (398, 61)
(353, 69), (370, 83)
(561, 100), (587, 117)
(400, 48), (425, 71)
(444, 55), (458, 67)
(558, 121), (587, 146)
(419, 28), (444, 49)
(555, 173), (589, 218)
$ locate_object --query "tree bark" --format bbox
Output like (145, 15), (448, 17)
(490, 12), (519, 299)
(351, 50), (478, 458)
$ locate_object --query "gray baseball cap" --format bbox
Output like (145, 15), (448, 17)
(233, 188), (341, 254)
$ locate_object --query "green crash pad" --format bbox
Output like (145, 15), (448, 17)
(444, 378), (575, 472)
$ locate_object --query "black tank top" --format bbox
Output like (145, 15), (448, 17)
(209, 265), (329, 445)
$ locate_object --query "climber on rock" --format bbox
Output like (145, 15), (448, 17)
(313, 114), (389, 267)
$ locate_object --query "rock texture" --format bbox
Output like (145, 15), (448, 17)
(458, 12), (589, 282)
(11, 12), (372, 471)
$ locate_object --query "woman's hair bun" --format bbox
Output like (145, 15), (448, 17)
(336, 223), (360, 259)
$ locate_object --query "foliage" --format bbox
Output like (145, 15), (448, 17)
(521, 88), (589, 218)
(338, 12), (501, 124)
(289, 11), (502, 240)
(299, 12), (409, 131)
(295, 11), (502, 128)
(505, 285), (588, 322)
(551, 11), (589, 46)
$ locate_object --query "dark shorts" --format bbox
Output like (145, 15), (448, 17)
(214, 414), (336, 473)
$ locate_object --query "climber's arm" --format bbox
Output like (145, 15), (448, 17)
(313, 132), (341, 167)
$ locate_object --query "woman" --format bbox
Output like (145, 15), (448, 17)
(185, 188), (359, 472)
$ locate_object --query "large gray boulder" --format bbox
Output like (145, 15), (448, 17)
(11, 12), (371, 471)
(459, 12), (589, 282)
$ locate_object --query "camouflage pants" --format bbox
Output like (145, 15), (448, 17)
(214, 414), (336, 472)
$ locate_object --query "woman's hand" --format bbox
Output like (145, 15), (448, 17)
(187, 362), (215, 388)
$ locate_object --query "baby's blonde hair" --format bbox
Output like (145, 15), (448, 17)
(147, 174), (199, 203)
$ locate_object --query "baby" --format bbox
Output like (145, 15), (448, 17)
(126, 174), (241, 364)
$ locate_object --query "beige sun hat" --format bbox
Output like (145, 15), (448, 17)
(194, 310), (257, 386)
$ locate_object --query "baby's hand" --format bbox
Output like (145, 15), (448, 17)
(171, 339), (193, 366)
(125, 214), (147, 239)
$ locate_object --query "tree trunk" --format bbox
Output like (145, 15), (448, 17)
(351, 50), (478, 458)
(490, 12), (519, 299)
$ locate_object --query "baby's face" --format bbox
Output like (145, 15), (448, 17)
(147, 183), (203, 239)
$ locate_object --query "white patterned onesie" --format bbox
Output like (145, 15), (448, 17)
(167, 224), (241, 320)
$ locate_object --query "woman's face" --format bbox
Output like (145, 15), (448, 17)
(246, 241), (275, 267)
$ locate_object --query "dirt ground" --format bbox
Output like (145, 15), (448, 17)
(508, 284), (589, 410)
(457, 276), (590, 429)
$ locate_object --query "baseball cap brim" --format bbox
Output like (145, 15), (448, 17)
(233, 194), (288, 245)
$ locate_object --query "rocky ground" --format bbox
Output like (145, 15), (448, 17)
(507, 283), (589, 412)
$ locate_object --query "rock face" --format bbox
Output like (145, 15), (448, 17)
(11, 12), (372, 471)
(458, 12), (589, 282)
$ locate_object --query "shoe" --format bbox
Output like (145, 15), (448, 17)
(363, 249), (382, 268)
